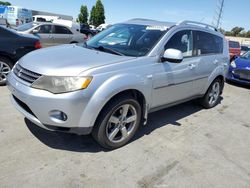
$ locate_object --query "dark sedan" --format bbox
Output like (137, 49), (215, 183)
(0, 26), (41, 85)
(80, 24), (97, 39)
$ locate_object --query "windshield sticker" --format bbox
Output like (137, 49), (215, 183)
(146, 26), (168, 31)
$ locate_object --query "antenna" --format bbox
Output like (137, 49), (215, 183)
(212, 0), (225, 29)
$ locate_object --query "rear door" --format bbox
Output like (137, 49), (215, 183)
(192, 31), (224, 94)
(52, 25), (73, 45)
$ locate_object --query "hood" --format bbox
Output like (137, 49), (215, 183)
(18, 44), (135, 76)
(235, 57), (250, 69)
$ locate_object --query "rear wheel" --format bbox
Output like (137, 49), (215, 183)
(200, 78), (222, 109)
(92, 95), (142, 149)
(0, 57), (13, 86)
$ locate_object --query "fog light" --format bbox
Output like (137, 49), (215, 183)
(49, 110), (68, 123)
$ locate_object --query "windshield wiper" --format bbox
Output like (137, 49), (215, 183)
(93, 46), (125, 56)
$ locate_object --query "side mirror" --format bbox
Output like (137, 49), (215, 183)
(32, 29), (39, 34)
(161, 49), (183, 63)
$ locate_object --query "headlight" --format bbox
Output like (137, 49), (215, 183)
(230, 60), (236, 68)
(31, 76), (92, 94)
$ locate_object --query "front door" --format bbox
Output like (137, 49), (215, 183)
(34, 24), (53, 47)
(152, 30), (197, 108)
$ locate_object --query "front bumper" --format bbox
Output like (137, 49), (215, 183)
(226, 67), (250, 85)
(7, 71), (93, 135)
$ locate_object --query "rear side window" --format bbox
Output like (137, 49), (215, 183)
(53, 26), (72, 34)
(194, 31), (223, 55)
(165, 30), (193, 57)
(229, 41), (240, 48)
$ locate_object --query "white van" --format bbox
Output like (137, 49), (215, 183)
(0, 6), (7, 19)
(33, 15), (59, 22)
(6, 6), (32, 26)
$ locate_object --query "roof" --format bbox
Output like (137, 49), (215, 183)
(123, 18), (176, 27)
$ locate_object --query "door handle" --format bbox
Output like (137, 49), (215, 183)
(188, 63), (196, 70)
(213, 60), (219, 65)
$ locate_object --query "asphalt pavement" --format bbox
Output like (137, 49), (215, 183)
(0, 83), (250, 188)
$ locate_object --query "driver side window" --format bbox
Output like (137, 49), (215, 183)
(36, 25), (52, 34)
(165, 30), (193, 57)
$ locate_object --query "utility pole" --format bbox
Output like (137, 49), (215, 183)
(212, 0), (225, 29)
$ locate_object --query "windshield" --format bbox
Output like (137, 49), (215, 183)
(16, 22), (38, 31)
(87, 24), (168, 57)
(242, 50), (250, 59)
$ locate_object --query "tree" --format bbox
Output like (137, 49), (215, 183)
(0, 1), (11, 6)
(231, 27), (244, 37)
(89, 6), (96, 25)
(77, 5), (88, 24)
(246, 31), (250, 38)
(219, 28), (225, 35)
(93, 0), (105, 26)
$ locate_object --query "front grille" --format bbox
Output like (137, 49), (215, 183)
(13, 64), (42, 84)
(234, 69), (250, 81)
(13, 95), (37, 118)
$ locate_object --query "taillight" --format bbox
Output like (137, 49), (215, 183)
(35, 41), (42, 49)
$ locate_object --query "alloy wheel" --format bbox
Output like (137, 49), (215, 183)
(208, 82), (220, 105)
(106, 104), (137, 143)
(0, 61), (11, 83)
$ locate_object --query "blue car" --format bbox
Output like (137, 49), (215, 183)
(227, 51), (250, 85)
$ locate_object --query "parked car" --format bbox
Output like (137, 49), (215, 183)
(16, 22), (86, 47)
(96, 23), (112, 32)
(0, 26), (41, 85)
(227, 51), (250, 85)
(241, 45), (250, 55)
(228, 40), (241, 59)
(80, 23), (97, 39)
(7, 19), (229, 149)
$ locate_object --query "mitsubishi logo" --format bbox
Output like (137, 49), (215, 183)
(18, 69), (23, 77)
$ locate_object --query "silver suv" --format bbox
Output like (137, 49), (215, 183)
(7, 19), (229, 149)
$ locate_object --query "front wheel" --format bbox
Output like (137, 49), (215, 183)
(200, 78), (222, 109)
(0, 57), (13, 86)
(92, 96), (142, 149)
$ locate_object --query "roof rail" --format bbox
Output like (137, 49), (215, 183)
(177, 20), (218, 32)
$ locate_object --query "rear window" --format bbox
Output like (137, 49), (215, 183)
(229, 41), (240, 48)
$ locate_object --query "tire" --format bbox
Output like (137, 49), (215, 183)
(200, 78), (222, 109)
(92, 95), (142, 149)
(0, 57), (13, 86)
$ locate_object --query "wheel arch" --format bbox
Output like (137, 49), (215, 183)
(0, 53), (14, 63)
(94, 89), (147, 128)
